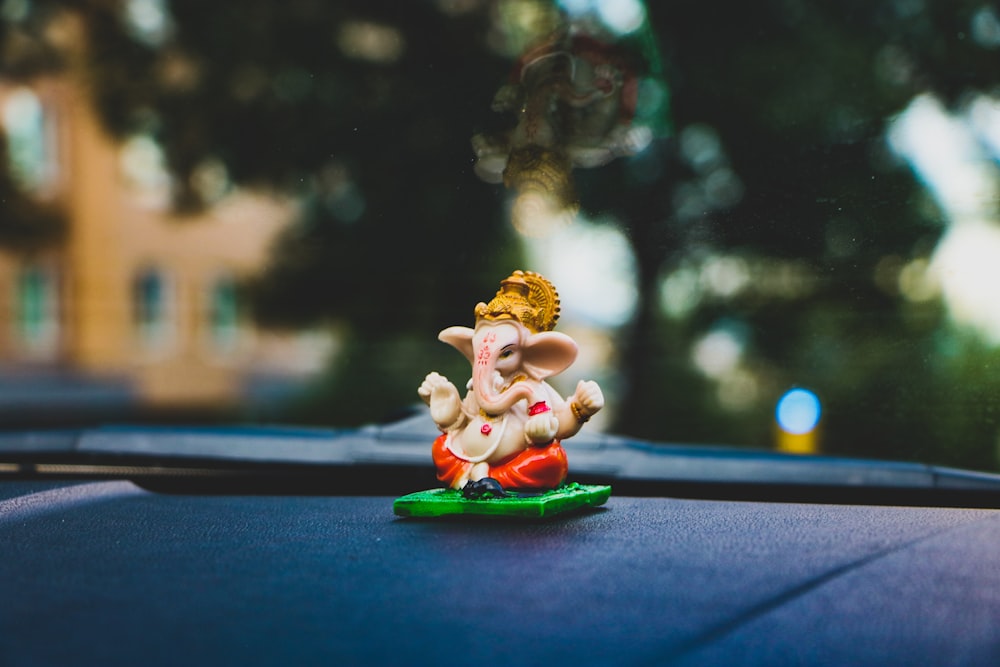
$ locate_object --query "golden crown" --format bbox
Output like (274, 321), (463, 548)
(474, 270), (561, 333)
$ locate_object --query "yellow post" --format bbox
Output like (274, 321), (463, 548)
(774, 388), (821, 455)
(776, 426), (818, 454)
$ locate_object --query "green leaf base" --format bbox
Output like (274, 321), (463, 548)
(393, 482), (612, 519)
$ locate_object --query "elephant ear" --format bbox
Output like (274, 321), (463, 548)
(522, 331), (578, 381)
(438, 326), (475, 363)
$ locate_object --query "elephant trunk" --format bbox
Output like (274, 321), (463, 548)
(473, 358), (533, 415)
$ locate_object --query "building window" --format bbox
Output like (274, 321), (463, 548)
(207, 273), (242, 353)
(1, 87), (57, 194)
(14, 263), (59, 357)
(133, 268), (173, 350)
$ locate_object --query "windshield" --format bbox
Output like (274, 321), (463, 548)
(1, 0), (999, 475)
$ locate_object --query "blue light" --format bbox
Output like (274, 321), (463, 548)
(776, 388), (821, 434)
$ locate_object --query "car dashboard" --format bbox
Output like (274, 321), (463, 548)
(2, 417), (1000, 666)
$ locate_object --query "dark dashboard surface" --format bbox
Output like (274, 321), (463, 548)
(2, 480), (999, 666)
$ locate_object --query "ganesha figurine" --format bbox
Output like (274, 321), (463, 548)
(417, 270), (604, 500)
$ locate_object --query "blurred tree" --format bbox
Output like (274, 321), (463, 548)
(1, 0), (521, 424)
(4, 0), (1000, 469)
(0, 3), (65, 248)
(590, 0), (1000, 468)
(158, 0), (526, 423)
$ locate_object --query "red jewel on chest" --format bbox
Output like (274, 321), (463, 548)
(481, 423), (492, 435)
(528, 401), (550, 416)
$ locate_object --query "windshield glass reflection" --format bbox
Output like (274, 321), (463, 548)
(2, 0), (1000, 473)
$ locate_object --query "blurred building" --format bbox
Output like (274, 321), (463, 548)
(0, 74), (330, 424)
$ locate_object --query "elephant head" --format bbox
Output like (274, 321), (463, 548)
(438, 270), (577, 415)
(439, 320), (577, 415)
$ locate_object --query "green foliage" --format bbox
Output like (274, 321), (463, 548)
(593, 1), (1000, 470)
(5, 0), (1000, 471)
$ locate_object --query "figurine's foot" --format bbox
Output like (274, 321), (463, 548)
(462, 477), (507, 500)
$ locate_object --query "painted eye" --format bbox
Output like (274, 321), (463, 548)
(499, 349), (514, 359)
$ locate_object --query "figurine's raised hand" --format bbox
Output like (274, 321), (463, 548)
(571, 380), (605, 421)
(419, 372), (462, 428)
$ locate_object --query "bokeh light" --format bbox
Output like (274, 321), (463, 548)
(556, 0), (646, 35)
(526, 217), (637, 328)
(776, 388), (822, 435)
(691, 325), (744, 379)
(889, 92), (1000, 344)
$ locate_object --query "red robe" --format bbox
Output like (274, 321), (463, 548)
(432, 434), (568, 490)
